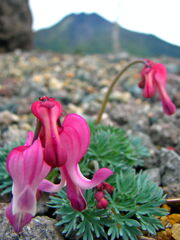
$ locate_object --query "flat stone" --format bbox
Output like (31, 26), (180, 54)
(0, 203), (64, 240)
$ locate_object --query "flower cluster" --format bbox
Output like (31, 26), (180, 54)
(6, 96), (113, 233)
(95, 182), (114, 209)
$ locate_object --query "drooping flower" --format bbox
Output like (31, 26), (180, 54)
(139, 60), (176, 115)
(32, 97), (113, 211)
(38, 111), (113, 211)
(6, 132), (51, 233)
(31, 96), (66, 167)
(6, 96), (113, 233)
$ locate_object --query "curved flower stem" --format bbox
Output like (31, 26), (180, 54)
(95, 59), (147, 124)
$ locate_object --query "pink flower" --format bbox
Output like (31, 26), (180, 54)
(32, 97), (113, 211)
(139, 60), (176, 115)
(6, 132), (51, 233)
(31, 96), (66, 168)
(6, 96), (113, 233)
(38, 112), (113, 211)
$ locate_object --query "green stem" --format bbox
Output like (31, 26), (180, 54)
(95, 59), (146, 124)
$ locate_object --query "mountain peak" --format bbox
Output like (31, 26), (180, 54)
(35, 13), (180, 57)
(64, 12), (106, 20)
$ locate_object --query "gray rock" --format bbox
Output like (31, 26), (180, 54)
(144, 168), (161, 185)
(150, 122), (180, 147)
(109, 103), (149, 131)
(20, 81), (47, 99)
(128, 132), (158, 168)
(1, 125), (26, 146)
(0, 111), (19, 125)
(0, 0), (32, 52)
(0, 203), (64, 240)
(159, 149), (180, 186)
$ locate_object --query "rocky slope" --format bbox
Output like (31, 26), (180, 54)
(0, 50), (180, 239)
(0, 50), (179, 184)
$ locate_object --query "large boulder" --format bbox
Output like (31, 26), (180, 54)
(0, 0), (32, 52)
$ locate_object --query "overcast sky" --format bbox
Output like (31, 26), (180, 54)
(29, 0), (180, 46)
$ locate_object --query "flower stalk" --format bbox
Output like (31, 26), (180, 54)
(95, 59), (146, 124)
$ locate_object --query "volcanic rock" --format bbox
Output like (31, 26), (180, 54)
(0, 0), (32, 52)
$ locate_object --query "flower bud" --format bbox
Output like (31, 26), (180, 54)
(103, 182), (114, 194)
(95, 191), (104, 201)
(96, 183), (104, 191)
(97, 198), (108, 209)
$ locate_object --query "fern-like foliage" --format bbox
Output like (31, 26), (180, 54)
(48, 169), (167, 240)
(48, 190), (109, 240)
(107, 169), (167, 240)
(80, 122), (149, 176)
(0, 122), (166, 240)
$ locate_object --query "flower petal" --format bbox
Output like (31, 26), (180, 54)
(31, 98), (65, 167)
(154, 63), (167, 85)
(13, 185), (36, 216)
(143, 71), (156, 98)
(153, 65), (176, 115)
(60, 118), (113, 189)
(6, 203), (32, 233)
(62, 114), (90, 163)
(38, 173), (66, 192)
(162, 99), (176, 115)
(22, 138), (51, 189)
(69, 165), (113, 190)
(157, 86), (176, 115)
(62, 166), (86, 211)
(6, 146), (27, 190)
(7, 137), (51, 191)
(24, 131), (34, 146)
(6, 134), (51, 232)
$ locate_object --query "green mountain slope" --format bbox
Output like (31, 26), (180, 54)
(34, 13), (180, 57)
